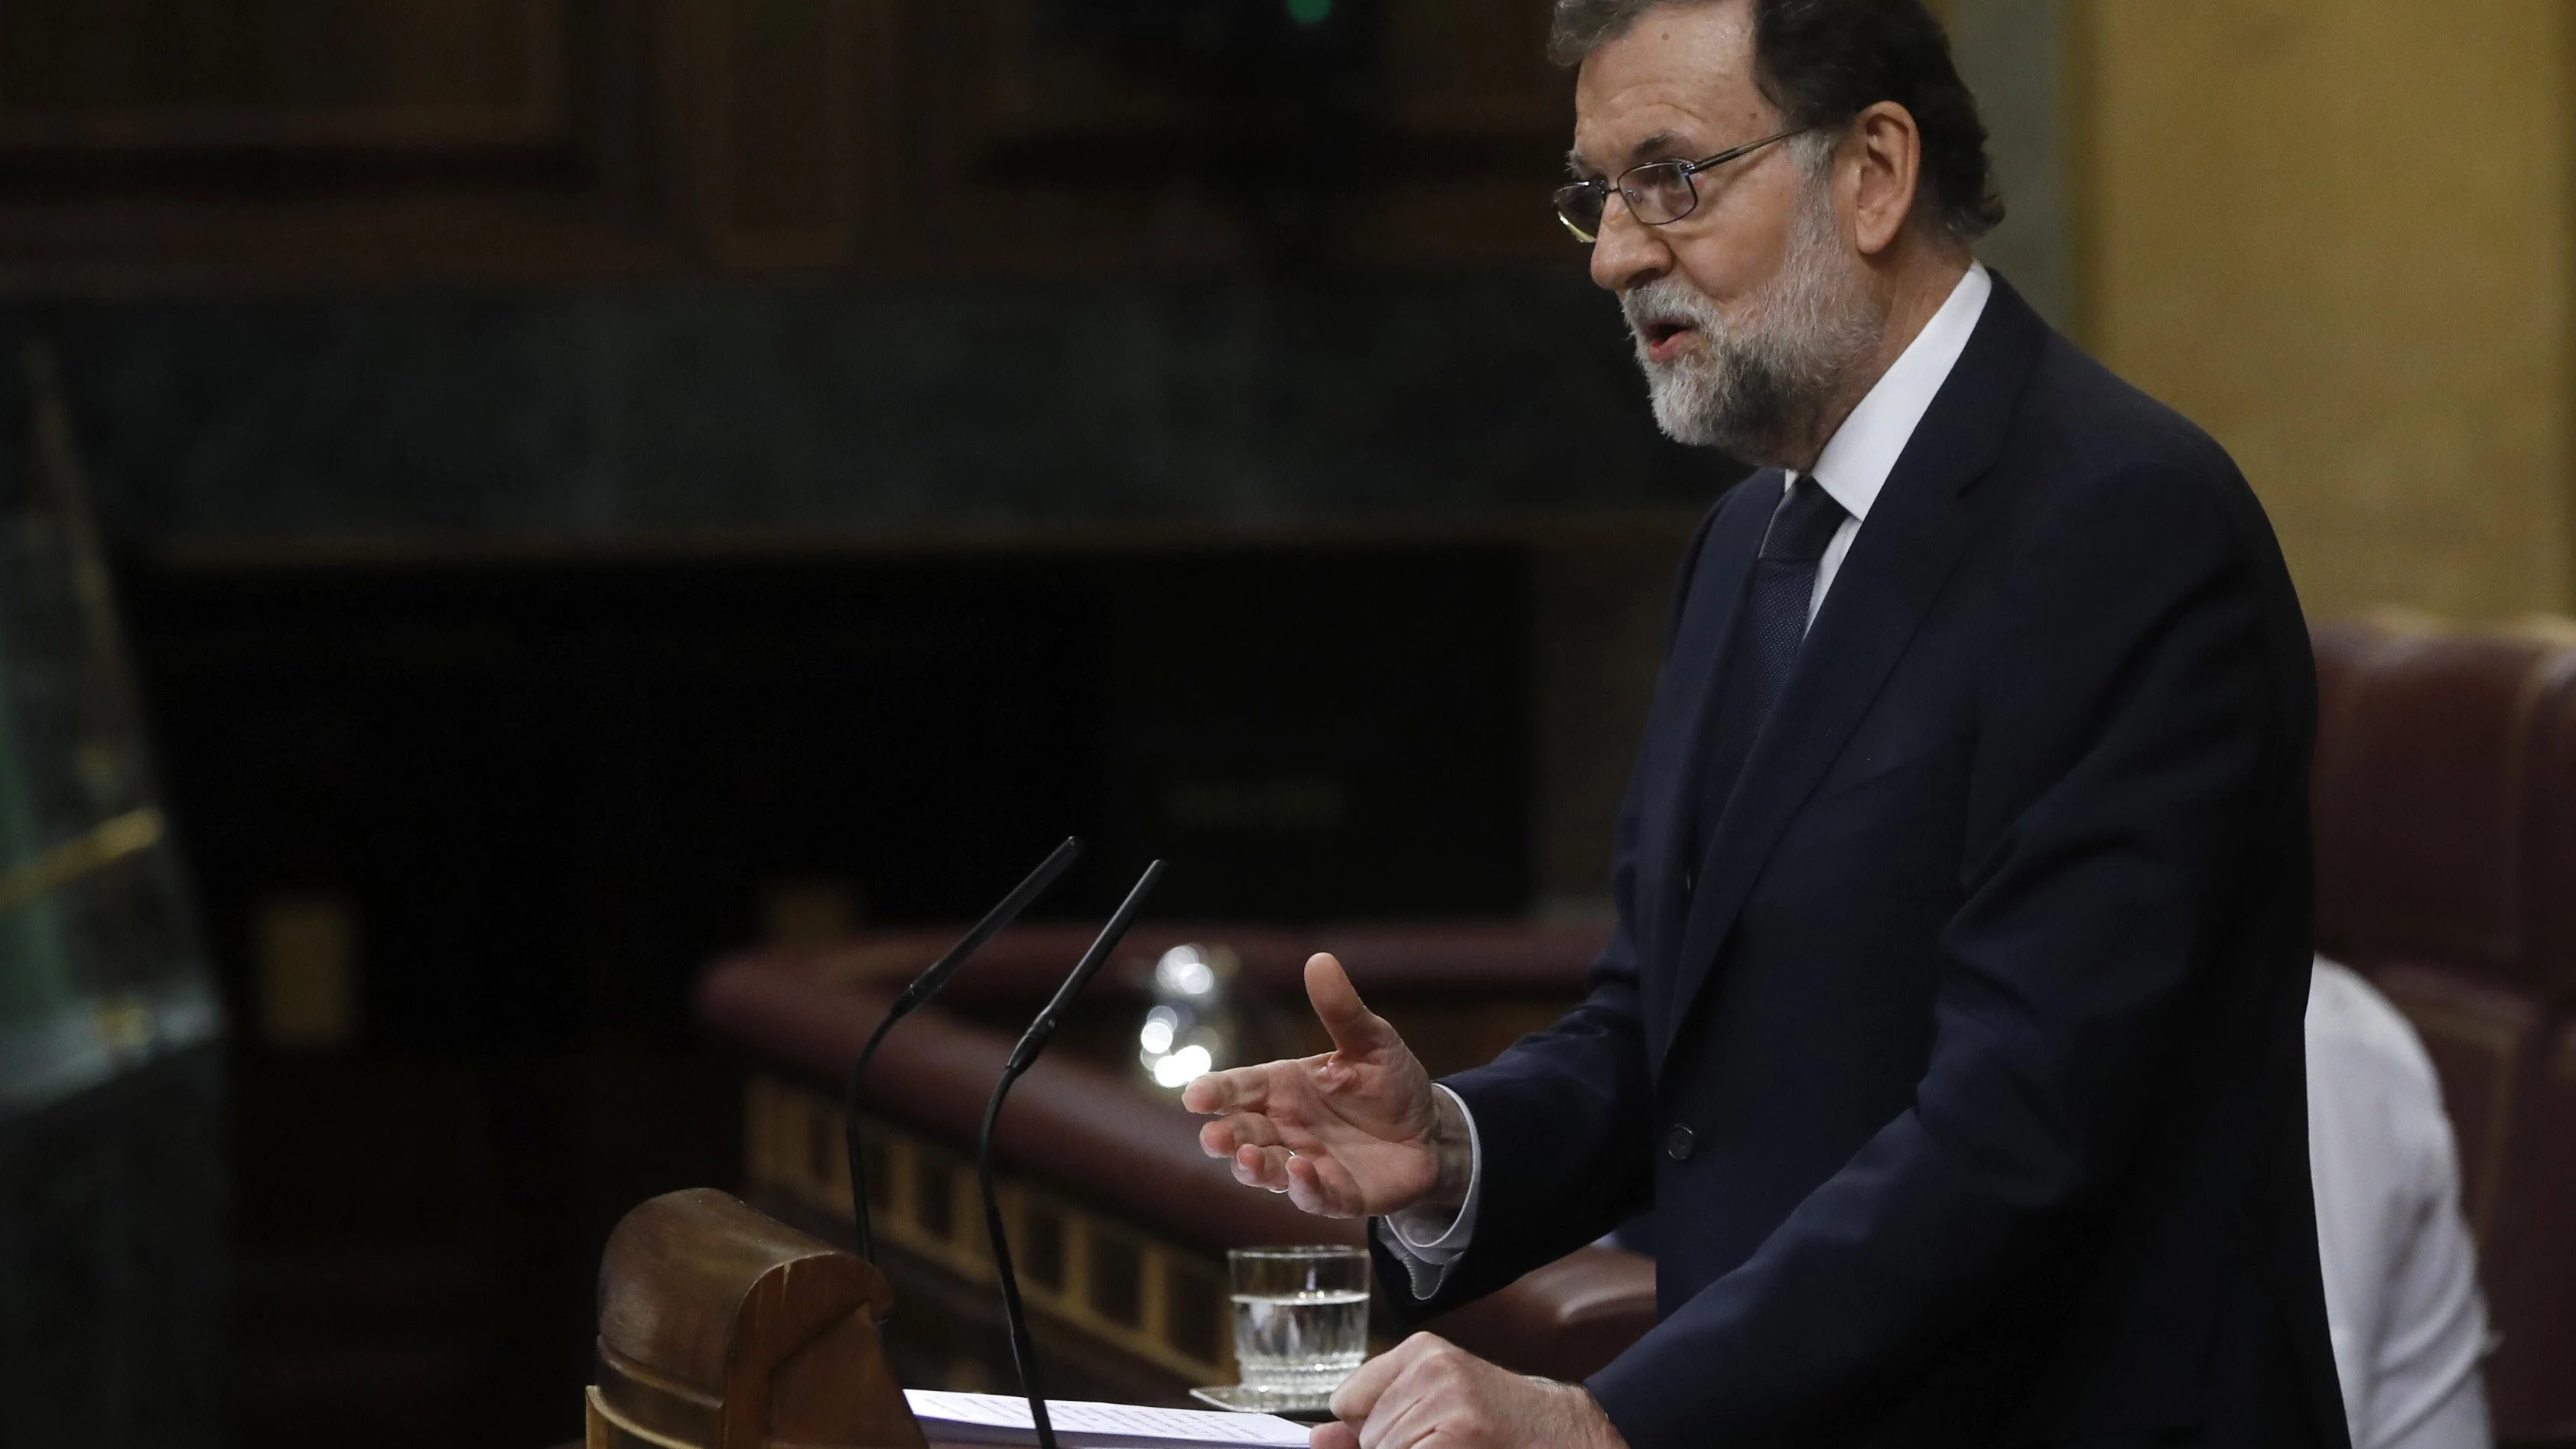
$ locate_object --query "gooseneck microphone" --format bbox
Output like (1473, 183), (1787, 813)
(844, 837), (1082, 1264)
(979, 859), (1166, 1449)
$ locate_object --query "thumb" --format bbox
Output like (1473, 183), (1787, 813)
(1305, 953), (1391, 1058)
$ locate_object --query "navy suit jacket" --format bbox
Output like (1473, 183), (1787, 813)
(1380, 278), (2347, 1448)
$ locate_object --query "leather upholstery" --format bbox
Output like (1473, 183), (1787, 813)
(784, 921), (1610, 1007)
(2311, 625), (2551, 1239)
(2488, 638), (2576, 1438)
(2523, 637), (2576, 993)
(790, 925), (1316, 1008)
(1425, 1245), (1655, 1382)
(2311, 628), (2552, 983)
(2306, 619), (2392, 956)
(2480, 1020), (2576, 1439)
(2308, 619), (2576, 1441)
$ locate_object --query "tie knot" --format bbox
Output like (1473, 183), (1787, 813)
(1761, 479), (1848, 563)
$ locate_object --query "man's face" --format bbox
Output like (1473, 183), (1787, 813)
(1571, 1), (1884, 463)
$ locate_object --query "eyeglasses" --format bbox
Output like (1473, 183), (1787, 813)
(1551, 127), (1815, 244)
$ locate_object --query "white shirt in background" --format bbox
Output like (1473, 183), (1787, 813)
(2308, 957), (2493, 1449)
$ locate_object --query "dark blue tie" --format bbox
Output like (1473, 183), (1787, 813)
(1690, 478), (1850, 874)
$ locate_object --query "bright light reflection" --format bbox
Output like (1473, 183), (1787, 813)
(1139, 1006), (1179, 1056)
(1155, 946), (1218, 998)
(1152, 1044), (1214, 1088)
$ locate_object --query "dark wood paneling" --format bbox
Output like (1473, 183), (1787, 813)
(0, 0), (565, 150)
(0, 0), (667, 288)
(671, 0), (878, 269)
(892, 0), (1571, 270)
(0, 0), (1574, 288)
(1382, 0), (1563, 136)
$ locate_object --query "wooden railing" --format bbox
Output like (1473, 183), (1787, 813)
(743, 1074), (1235, 1386)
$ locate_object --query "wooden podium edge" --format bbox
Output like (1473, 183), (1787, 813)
(587, 1383), (697, 1449)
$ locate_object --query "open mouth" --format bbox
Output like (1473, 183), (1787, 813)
(1638, 317), (1700, 364)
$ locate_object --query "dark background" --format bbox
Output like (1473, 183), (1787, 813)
(0, 2), (1725, 1444)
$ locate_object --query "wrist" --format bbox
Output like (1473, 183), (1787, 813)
(1560, 1382), (1626, 1448)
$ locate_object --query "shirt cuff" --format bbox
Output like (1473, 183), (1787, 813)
(1374, 1085), (1483, 1301)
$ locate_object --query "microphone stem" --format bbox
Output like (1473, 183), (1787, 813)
(844, 1005), (908, 1265)
(976, 856), (1160, 1449)
(978, 1062), (1056, 1449)
(838, 835), (1084, 1265)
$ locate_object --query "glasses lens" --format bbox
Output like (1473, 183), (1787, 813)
(1622, 162), (1700, 226)
(1553, 182), (1604, 242)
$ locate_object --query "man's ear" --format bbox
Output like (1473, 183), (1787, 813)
(1844, 100), (1924, 256)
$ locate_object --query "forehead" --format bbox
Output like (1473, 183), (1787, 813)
(1570, 2), (1773, 171)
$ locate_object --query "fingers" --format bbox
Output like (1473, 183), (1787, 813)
(1329, 1331), (1439, 1429)
(1285, 1150), (1363, 1218)
(1199, 1109), (1336, 1208)
(1199, 1111), (1294, 1191)
(1182, 1065), (1269, 1116)
(1309, 1425), (1358, 1449)
(1197, 1112), (1283, 1161)
(1305, 953), (1395, 1060)
(1223, 1145), (1360, 1215)
(1207, 1126), (1357, 1213)
(1232, 1142), (1295, 1192)
(1345, 1335), (1508, 1449)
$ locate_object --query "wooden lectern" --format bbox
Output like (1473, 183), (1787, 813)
(587, 1188), (928, 1449)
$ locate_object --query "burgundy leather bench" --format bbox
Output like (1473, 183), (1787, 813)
(2314, 619), (2576, 1441)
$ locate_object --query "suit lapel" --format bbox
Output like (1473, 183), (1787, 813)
(1651, 277), (2054, 1071)
(1634, 477), (1775, 1031)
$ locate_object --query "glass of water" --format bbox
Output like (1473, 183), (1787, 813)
(1228, 1245), (1371, 1402)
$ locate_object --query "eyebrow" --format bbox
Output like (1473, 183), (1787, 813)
(1625, 130), (1696, 167)
(1566, 128), (1705, 178)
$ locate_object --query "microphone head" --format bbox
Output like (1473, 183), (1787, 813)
(1009, 859), (1166, 1073)
(899, 837), (1083, 1010)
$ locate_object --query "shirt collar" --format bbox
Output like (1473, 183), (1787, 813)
(1791, 263), (1992, 522)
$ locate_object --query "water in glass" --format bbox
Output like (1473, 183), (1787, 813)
(1228, 1245), (1370, 1399)
(1232, 1288), (1368, 1397)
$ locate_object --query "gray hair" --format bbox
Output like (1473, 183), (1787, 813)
(1547, 0), (2005, 241)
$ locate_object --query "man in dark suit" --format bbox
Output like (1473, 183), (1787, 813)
(1184, 2), (2346, 1445)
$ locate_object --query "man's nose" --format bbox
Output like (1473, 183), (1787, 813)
(1589, 193), (1671, 294)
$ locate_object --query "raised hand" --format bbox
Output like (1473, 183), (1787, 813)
(1182, 953), (1472, 1220)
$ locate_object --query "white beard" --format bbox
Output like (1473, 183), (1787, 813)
(1621, 181), (1886, 465)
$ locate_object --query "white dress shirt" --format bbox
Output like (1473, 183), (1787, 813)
(1379, 265), (1995, 1294)
(2308, 958), (2493, 1449)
